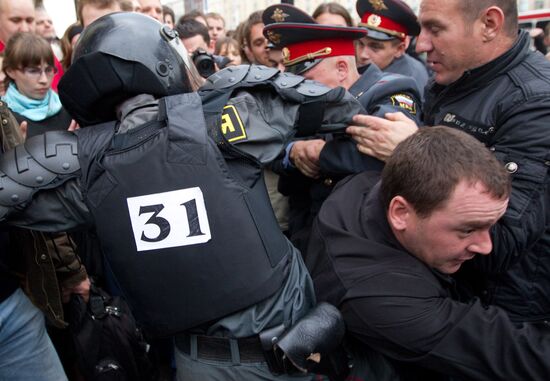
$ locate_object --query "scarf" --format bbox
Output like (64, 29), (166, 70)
(2, 82), (62, 122)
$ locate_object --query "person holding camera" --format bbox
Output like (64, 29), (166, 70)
(176, 19), (230, 78)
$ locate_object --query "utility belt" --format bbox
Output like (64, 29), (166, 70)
(175, 333), (265, 364)
(174, 303), (350, 381)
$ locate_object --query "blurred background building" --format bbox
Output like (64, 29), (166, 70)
(166, 0), (549, 29)
(35, 0), (550, 37)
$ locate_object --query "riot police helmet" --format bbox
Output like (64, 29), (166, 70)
(59, 12), (203, 126)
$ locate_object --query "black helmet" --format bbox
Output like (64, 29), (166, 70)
(59, 12), (199, 126)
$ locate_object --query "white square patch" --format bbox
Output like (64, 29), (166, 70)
(126, 187), (211, 252)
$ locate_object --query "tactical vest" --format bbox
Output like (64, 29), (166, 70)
(76, 92), (289, 337)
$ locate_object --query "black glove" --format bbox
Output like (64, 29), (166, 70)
(275, 302), (348, 378)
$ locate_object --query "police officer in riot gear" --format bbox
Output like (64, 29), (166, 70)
(0, 12), (361, 381)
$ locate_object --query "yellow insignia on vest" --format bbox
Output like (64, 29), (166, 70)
(390, 94), (416, 115)
(271, 8), (290, 22)
(221, 105), (247, 142)
(369, 0), (388, 11)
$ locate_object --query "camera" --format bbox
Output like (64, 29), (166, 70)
(191, 49), (231, 78)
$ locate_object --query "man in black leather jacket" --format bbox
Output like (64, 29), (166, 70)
(346, 0), (550, 325)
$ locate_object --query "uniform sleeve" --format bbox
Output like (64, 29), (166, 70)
(3, 179), (92, 233)
(361, 74), (423, 124)
(342, 271), (550, 380)
(472, 96), (550, 273)
(318, 82), (422, 176)
(224, 87), (364, 165)
(318, 135), (385, 176)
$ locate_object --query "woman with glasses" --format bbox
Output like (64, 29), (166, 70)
(2, 32), (75, 138)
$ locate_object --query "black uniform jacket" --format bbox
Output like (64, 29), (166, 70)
(319, 64), (421, 177)
(424, 30), (550, 323)
(307, 172), (550, 381)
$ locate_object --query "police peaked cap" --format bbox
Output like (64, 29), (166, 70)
(356, 0), (420, 41)
(263, 4), (366, 75)
(262, 4), (314, 27)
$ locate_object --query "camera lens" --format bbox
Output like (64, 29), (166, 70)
(192, 50), (216, 78)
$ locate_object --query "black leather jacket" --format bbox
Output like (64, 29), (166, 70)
(424, 30), (550, 323)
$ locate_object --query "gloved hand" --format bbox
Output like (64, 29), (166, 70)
(275, 302), (346, 373)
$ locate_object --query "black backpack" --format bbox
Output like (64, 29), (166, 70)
(69, 284), (153, 381)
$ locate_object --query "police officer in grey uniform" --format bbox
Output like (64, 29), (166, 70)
(262, 4), (422, 251)
(355, 0), (430, 97)
(0, 13), (360, 381)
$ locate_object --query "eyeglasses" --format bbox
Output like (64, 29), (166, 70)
(20, 66), (58, 78)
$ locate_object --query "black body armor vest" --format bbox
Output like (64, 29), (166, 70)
(76, 93), (289, 336)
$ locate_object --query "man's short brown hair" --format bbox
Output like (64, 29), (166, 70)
(457, 0), (518, 38)
(381, 126), (511, 217)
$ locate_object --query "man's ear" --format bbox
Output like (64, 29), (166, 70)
(480, 6), (505, 42)
(387, 196), (413, 231)
(335, 58), (349, 82)
(393, 40), (407, 58)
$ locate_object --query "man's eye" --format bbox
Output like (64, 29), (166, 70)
(460, 229), (475, 237)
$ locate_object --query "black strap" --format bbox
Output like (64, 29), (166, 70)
(295, 101), (327, 138)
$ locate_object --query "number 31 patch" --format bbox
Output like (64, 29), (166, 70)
(126, 188), (211, 252)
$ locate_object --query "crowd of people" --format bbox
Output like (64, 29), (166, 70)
(0, 0), (549, 380)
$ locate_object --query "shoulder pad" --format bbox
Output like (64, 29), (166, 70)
(0, 170), (35, 206)
(0, 144), (57, 188)
(24, 131), (79, 175)
(203, 65), (250, 90)
(244, 65), (279, 83)
(296, 80), (332, 97)
(0, 131), (80, 211)
(273, 72), (305, 89)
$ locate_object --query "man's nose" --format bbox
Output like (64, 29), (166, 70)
(468, 230), (493, 256)
(20, 23), (32, 33)
(415, 30), (431, 54)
